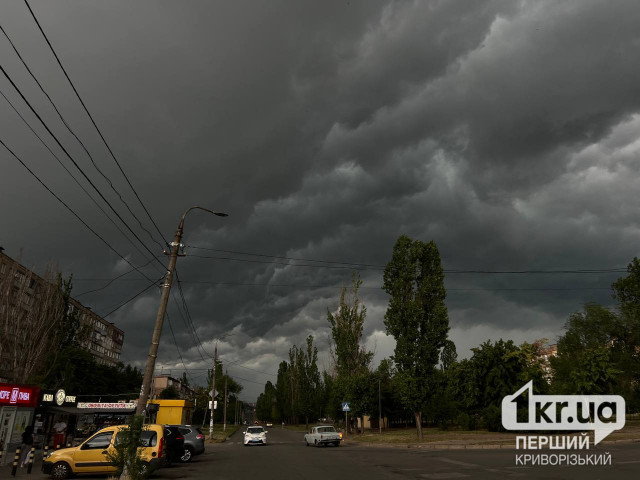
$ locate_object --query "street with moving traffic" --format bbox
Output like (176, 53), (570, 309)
(143, 428), (640, 480)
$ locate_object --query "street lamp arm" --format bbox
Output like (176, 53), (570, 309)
(179, 206), (228, 230)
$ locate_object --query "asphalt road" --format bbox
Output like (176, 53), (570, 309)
(150, 427), (640, 480)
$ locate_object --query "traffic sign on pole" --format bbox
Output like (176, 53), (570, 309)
(342, 402), (351, 412)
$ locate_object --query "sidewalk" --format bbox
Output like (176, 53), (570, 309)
(0, 450), (46, 478)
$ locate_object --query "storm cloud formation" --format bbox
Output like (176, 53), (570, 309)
(1, 0), (640, 399)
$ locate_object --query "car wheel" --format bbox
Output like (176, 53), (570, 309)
(51, 462), (70, 480)
(180, 446), (193, 463)
(334, 442), (340, 447)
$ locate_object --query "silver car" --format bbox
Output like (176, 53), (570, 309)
(304, 425), (341, 447)
(168, 425), (206, 462)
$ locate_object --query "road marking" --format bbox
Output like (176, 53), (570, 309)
(433, 458), (480, 468)
(419, 473), (470, 479)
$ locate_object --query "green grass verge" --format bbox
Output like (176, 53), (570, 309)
(205, 424), (242, 443)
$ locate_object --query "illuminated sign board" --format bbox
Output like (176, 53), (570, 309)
(77, 402), (136, 410)
(0, 383), (40, 408)
(40, 389), (77, 407)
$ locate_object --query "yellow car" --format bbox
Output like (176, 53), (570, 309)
(42, 424), (165, 479)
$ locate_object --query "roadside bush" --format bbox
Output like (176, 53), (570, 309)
(483, 405), (504, 432)
(455, 412), (471, 430)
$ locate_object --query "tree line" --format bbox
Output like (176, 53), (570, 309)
(256, 235), (640, 438)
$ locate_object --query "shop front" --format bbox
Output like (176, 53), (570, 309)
(36, 398), (137, 447)
(0, 383), (40, 466)
(35, 389), (78, 448)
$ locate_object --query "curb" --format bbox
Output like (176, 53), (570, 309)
(345, 437), (640, 451)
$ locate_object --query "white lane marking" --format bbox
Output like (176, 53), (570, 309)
(419, 473), (470, 479)
(433, 457), (481, 468)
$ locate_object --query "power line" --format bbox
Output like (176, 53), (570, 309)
(0, 137), (157, 284)
(185, 253), (626, 274)
(179, 280), (612, 292)
(169, 285), (210, 362)
(75, 257), (159, 297)
(23, 0), (168, 246)
(0, 88), (160, 269)
(186, 245), (387, 268)
(102, 276), (163, 318)
(222, 359), (278, 377)
(174, 269), (215, 359)
(0, 64), (165, 273)
(0, 22), (164, 251)
(165, 310), (195, 385)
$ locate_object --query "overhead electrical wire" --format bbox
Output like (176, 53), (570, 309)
(75, 257), (160, 297)
(185, 251), (626, 274)
(102, 276), (163, 318)
(23, 0), (168, 246)
(0, 64), (166, 272)
(165, 310), (195, 385)
(0, 137), (158, 284)
(0, 89), (162, 273)
(0, 22), (164, 251)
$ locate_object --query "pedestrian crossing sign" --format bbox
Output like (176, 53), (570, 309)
(342, 402), (351, 412)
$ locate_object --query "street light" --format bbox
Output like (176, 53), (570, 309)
(136, 206), (228, 416)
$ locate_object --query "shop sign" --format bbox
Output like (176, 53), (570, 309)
(0, 383), (39, 408)
(77, 402), (136, 410)
(40, 389), (78, 407)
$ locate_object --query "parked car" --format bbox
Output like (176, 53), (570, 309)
(168, 424), (205, 462)
(304, 425), (341, 447)
(42, 424), (165, 479)
(163, 426), (185, 466)
(243, 426), (267, 446)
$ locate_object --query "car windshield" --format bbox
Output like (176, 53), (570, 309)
(247, 427), (264, 433)
(317, 427), (336, 433)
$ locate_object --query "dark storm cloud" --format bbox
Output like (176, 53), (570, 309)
(2, 0), (640, 398)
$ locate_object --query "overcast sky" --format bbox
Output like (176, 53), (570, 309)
(2, 0), (639, 401)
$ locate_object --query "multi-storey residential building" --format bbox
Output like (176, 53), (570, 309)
(151, 374), (195, 400)
(0, 248), (124, 376)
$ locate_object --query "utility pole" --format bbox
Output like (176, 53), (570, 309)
(209, 344), (217, 440)
(135, 227), (180, 415)
(378, 377), (382, 434)
(136, 206), (227, 416)
(223, 370), (228, 431)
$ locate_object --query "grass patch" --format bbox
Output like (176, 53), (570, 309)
(349, 418), (640, 446)
(205, 424), (242, 443)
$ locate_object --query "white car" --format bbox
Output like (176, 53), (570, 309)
(243, 426), (267, 446)
(304, 425), (342, 447)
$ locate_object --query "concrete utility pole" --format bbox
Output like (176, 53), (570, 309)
(136, 207), (227, 416)
(209, 344), (218, 440)
(223, 370), (228, 431)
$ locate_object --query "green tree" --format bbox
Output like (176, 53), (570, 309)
(382, 235), (450, 439)
(106, 415), (148, 480)
(327, 274), (373, 432)
(551, 304), (623, 396)
(275, 361), (292, 423)
(159, 386), (180, 399)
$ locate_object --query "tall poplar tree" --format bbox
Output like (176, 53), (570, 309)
(383, 235), (450, 439)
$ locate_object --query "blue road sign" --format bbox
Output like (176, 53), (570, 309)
(342, 402), (351, 412)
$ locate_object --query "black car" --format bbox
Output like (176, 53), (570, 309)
(163, 426), (185, 466)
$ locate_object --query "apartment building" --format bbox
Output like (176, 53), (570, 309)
(151, 374), (195, 400)
(0, 248), (124, 377)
